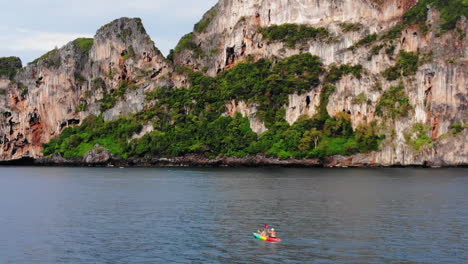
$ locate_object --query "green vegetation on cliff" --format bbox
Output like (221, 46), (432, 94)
(43, 115), (143, 158)
(0, 57), (22, 80)
(325, 64), (363, 83)
(194, 5), (217, 32)
(44, 53), (383, 160)
(100, 81), (139, 112)
(353, 0), (467, 46)
(173, 33), (204, 58)
(405, 123), (434, 151)
(376, 84), (412, 119)
(349, 34), (378, 50)
(403, 0), (467, 32)
(30, 48), (61, 67)
(259, 24), (331, 48)
(382, 51), (419, 80)
(339, 22), (363, 32)
(73, 38), (94, 54)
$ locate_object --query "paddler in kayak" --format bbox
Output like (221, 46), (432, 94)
(269, 228), (278, 238)
(260, 224), (269, 237)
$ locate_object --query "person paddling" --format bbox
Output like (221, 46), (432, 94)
(260, 224), (269, 237)
(254, 224), (282, 242)
(269, 228), (278, 238)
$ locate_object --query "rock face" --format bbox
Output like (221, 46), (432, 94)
(84, 145), (112, 164)
(0, 0), (466, 166)
(226, 100), (268, 134)
(174, 0), (416, 75)
(0, 18), (173, 160)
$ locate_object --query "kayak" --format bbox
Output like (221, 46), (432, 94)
(253, 233), (281, 243)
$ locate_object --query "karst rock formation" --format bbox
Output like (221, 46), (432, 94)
(0, 0), (466, 166)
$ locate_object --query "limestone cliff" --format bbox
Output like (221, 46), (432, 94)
(0, 18), (173, 159)
(0, 0), (466, 166)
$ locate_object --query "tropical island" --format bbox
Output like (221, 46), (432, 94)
(0, 0), (466, 167)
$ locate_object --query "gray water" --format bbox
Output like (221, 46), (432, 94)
(0, 167), (467, 264)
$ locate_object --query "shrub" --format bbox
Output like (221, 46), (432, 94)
(73, 38), (94, 54)
(324, 112), (353, 137)
(122, 46), (135, 60)
(326, 64), (363, 83)
(117, 28), (133, 41)
(355, 121), (385, 152)
(135, 18), (147, 34)
(100, 81), (139, 112)
(75, 73), (86, 84)
(352, 93), (368, 105)
(0, 57), (22, 80)
(194, 6), (217, 32)
(173, 33), (204, 58)
(376, 84), (412, 119)
(381, 24), (405, 41)
(382, 50), (419, 80)
(405, 123), (433, 151)
(451, 122), (466, 134)
(385, 45), (396, 55)
(404, 0), (467, 32)
(30, 49), (61, 68)
(76, 101), (88, 112)
(369, 44), (384, 59)
(166, 49), (175, 62)
(316, 84), (336, 122)
(349, 33), (378, 50)
(259, 24), (330, 48)
(92, 78), (106, 90)
(339, 22), (363, 32)
(382, 0), (467, 41)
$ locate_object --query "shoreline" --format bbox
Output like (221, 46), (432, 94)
(0, 156), (466, 168)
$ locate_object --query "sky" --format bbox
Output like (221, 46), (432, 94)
(0, 0), (218, 64)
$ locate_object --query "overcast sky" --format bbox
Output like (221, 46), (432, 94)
(0, 0), (218, 64)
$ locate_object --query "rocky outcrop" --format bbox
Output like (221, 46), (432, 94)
(286, 88), (322, 125)
(84, 145), (112, 164)
(0, 0), (466, 166)
(226, 100), (268, 134)
(0, 18), (174, 160)
(175, 0), (466, 166)
(174, 0), (417, 75)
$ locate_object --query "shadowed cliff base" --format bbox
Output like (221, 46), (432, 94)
(0, 157), (36, 166)
(2, 154), (466, 168)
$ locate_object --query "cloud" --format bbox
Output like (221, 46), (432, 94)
(0, 0), (219, 63)
(3, 0), (217, 20)
(0, 28), (92, 52)
(0, 27), (92, 63)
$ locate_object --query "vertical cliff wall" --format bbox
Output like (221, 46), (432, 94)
(0, 0), (466, 166)
(172, 0), (467, 166)
(0, 18), (173, 160)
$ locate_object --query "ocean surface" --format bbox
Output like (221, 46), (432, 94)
(0, 167), (467, 264)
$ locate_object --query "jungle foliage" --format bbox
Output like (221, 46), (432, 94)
(376, 84), (412, 119)
(29, 49), (61, 67)
(0, 57), (22, 80)
(259, 24), (331, 48)
(44, 54), (384, 160)
(73, 38), (94, 54)
(382, 51), (419, 81)
(173, 33), (204, 58)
